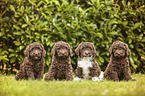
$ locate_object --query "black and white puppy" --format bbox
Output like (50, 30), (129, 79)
(74, 42), (103, 81)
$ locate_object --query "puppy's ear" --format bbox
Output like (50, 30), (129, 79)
(51, 43), (56, 56)
(75, 43), (82, 57)
(40, 44), (46, 57)
(90, 43), (96, 57)
(24, 44), (30, 57)
(66, 43), (72, 56)
(125, 43), (130, 56)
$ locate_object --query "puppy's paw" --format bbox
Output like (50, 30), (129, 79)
(99, 71), (104, 80)
(92, 77), (99, 81)
(74, 77), (81, 81)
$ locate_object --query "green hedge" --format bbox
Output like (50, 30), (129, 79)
(0, 0), (145, 74)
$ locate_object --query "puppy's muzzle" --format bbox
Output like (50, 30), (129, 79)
(33, 50), (41, 56)
(58, 49), (68, 57)
(85, 50), (91, 55)
(116, 50), (123, 55)
(83, 50), (92, 57)
(114, 50), (125, 58)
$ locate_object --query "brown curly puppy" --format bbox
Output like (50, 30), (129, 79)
(104, 41), (134, 81)
(74, 42), (101, 81)
(45, 41), (73, 81)
(15, 42), (46, 80)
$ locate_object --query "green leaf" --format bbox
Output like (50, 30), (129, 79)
(105, 57), (109, 62)
(138, 34), (143, 40)
(14, 32), (23, 36)
(13, 25), (20, 30)
(26, 15), (29, 23)
(0, 31), (4, 36)
(129, 57), (137, 69)
(122, 21), (128, 26)
(37, 1), (43, 7)
(95, 33), (103, 38)
(96, 0), (100, 7)
(131, 22), (143, 30)
(9, 53), (16, 58)
(142, 37), (145, 42)
(112, 25), (117, 30)
(10, 57), (16, 63)
(0, 55), (9, 61)
(22, 24), (28, 28)
(28, 0), (36, 6)
(129, 39), (132, 44)
(19, 46), (25, 51)
(7, 34), (12, 38)
(108, 31), (118, 35)
(109, 20), (118, 25)
(99, 56), (104, 63)
(141, 55), (145, 60)
(14, 42), (21, 46)
(8, 49), (14, 52)
(10, 5), (15, 12)
(91, 24), (97, 29)
(129, 44), (134, 49)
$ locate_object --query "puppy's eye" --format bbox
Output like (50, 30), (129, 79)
(89, 48), (92, 50)
(122, 47), (126, 49)
(57, 48), (61, 50)
(82, 47), (91, 50)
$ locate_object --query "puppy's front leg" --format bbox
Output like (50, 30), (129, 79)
(65, 67), (73, 80)
(36, 69), (44, 79)
(110, 71), (119, 81)
(123, 68), (132, 81)
(89, 67), (100, 77)
(104, 71), (119, 81)
(74, 67), (83, 81)
(44, 66), (56, 81)
(75, 67), (83, 78)
(26, 65), (35, 79)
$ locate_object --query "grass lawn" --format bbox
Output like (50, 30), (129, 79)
(0, 74), (145, 96)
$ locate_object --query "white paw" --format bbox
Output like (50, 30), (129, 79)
(99, 71), (104, 80)
(74, 77), (81, 81)
(92, 77), (99, 81)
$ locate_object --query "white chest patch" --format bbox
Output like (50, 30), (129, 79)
(78, 57), (93, 79)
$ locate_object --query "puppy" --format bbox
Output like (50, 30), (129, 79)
(74, 42), (103, 81)
(104, 41), (135, 81)
(15, 42), (46, 80)
(45, 41), (73, 81)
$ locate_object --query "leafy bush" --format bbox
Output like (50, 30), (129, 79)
(0, 0), (145, 74)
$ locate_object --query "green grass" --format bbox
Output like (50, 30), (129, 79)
(0, 74), (145, 96)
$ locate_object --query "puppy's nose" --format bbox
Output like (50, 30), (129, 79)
(116, 50), (123, 55)
(61, 52), (65, 55)
(34, 51), (40, 55)
(60, 50), (67, 55)
(85, 51), (90, 55)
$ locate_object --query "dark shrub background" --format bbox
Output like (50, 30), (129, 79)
(0, 0), (145, 74)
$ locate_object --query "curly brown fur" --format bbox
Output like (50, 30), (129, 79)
(104, 41), (134, 81)
(15, 42), (46, 80)
(45, 41), (73, 81)
(75, 42), (101, 80)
